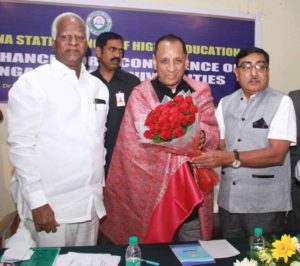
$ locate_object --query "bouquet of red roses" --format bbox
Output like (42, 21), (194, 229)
(139, 94), (218, 193)
(143, 94), (198, 143)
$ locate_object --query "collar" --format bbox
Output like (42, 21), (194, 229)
(241, 87), (267, 101)
(94, 67), (122, 84)
(151, 77), (194, 102)
(51, 58), (86, 79)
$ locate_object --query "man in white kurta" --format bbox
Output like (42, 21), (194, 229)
(7, 13), (108, 247)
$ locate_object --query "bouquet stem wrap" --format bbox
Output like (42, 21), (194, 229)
(189, 153), (219, 193)
(193, 167), (219, 193)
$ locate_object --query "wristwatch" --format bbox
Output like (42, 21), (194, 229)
(232, 149), (241, 168)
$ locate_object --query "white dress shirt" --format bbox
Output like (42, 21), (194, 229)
(216, 93), (296, 145)
(8, 59), (109, 223)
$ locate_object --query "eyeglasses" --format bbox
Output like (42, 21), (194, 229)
(57, 34), (86, 43)
(237, 62), (269, 73)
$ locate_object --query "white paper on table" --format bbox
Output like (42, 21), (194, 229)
(54, 252), (121, 266)
(199, 239), (240, 259)
(1, 220), (36, 263)
(1, 241), (33, 263)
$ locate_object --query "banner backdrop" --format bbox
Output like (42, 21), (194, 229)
(0, 1), (255, 104)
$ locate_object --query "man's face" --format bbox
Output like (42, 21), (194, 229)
(53, 16), (88, 70)
(96, 39), (124, 71)
(235, 52), (269, 99)
(153, 40), (189, 90)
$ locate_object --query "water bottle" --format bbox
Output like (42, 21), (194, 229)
(125, 236), (142, 266)
(251, 227), (265, 251)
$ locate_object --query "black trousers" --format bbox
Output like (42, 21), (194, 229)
(219, 207), (286, 239)
(286, 180), (300, 232)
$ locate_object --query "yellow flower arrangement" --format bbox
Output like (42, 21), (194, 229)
(271, 235), (297, 263)
(234, 234), (300, 266)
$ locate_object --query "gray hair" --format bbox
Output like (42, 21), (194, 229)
(51, 12), (90, 40)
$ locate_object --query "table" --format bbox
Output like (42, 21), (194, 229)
(0, 237), (250, 265)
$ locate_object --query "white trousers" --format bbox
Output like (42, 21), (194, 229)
(24, 216), (99, 247)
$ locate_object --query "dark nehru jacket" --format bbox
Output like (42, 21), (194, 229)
(91, 67), (140, 176)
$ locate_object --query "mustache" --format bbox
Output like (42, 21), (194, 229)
(110, 57), (121, 63)
(65, 48), (80, 53)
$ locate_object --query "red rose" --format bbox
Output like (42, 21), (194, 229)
(161, 106), (172, 116)
(145, 115), (155, 126)
(152, 108), (162, 118)
(179, 115), (188, 126)
(158, 114), (169, 125)
(144, 130), (154, 139)
(186, 95), (193, 104)
(179, 102), (189, 114)
(187, 114), (195, 124)
(173, 95), (185, 104)
(169, 105), (180, 114)
(189, 105), (198, 114)
(149, 124), (161, 134)
(160, 128), (172, 140)
(168, 114), (180, 127)
(166, 101), (174, 108)
(173, 126), (184, 137)
(161, 123), (172, 132)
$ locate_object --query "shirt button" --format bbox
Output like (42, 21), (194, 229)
(232, 181), (236, 185)
(240, 97), (243, 101)
(238, 138), (241, 142)
(241, 118), (245, 121)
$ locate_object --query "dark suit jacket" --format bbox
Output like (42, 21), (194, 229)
(287, 90), (300, 231)
(288, 90), (300, 178)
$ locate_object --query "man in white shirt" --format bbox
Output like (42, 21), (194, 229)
(191, 47), (296, 238)
(7, 12), (109, 247)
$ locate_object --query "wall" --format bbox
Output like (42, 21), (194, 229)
(0, 107), (15, 218)
(1, 0), (299, 218)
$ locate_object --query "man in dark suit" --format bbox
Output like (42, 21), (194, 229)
(286, 89), (300, 231)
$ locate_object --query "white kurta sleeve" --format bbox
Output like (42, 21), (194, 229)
(268, 95), (297, 145)
(215, 98), (225, 140)
(7, 75), (48, 210)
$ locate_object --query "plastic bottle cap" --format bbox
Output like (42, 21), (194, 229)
(254, 227), (262, 235)
(129, 236), (138, 245)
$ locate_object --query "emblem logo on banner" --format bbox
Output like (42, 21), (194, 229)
(86, 10), (112, 36)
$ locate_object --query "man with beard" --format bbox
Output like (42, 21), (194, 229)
(192, 47), (296, 238)
(7, 12), (108, 247)
(91, 32), (140, 176)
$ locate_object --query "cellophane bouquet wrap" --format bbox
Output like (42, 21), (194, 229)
(137, 92), (218, 193)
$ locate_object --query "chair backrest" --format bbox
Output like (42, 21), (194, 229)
(0, 211), (19, 248)
(0, 109), (3, 123)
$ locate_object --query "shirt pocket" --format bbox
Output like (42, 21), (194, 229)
(93, 101), (108, 135)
